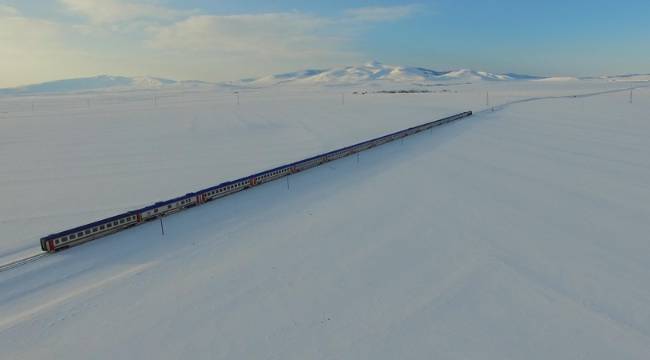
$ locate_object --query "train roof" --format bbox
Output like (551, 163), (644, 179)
(41, 111), (471, 242)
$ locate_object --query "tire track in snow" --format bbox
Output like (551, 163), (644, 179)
(0, 262), (157, 332)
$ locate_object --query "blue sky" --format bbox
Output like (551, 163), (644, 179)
(1, 0), (649, 86)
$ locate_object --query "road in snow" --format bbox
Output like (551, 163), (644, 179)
(1, 84), (649, 359)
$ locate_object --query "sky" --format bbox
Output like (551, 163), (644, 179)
(1, 0), (649, 87)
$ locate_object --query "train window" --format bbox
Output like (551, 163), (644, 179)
(93, 228), (98, 233)
(78, 232), (83, 237)
(120, 219), (125, 224)
(55, 240), (59, 244)
(154, 209), (159, 213)
(113, 221), (118, 226)
(70, 234), (76, 239)
(107, 223), (112, 228)
(167, 205), (172, 209)
(100, 225), (105, 230)
(85, 230), (91, 235)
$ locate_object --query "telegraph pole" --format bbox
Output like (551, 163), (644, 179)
(486, 91), (489, 107)
(159, 217), (165, 236)
(630, 89), (633, 104)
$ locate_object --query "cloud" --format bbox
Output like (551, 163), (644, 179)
(0, 3), (423, 86)
(343, 5), (422, 22)
(0, 7), (88, 86)
(0, 4), (20, 16)
(59, 0), (190, 24)
(147, 13), (335, 57)
(146, 6), (421, 59)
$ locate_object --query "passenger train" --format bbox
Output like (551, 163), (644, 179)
(40, 111), (472, 252)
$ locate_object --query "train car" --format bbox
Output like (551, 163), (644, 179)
(40, 111), (471, 252)
(40, 211), (140, 252)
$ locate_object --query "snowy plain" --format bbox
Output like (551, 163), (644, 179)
(1, 73), (650, 359)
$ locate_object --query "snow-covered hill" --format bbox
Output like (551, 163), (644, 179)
(0, 62), (544, 95)
(0, 75), (214, 95)
(2, 63), (647, 95)
(245, 61), (542, 86)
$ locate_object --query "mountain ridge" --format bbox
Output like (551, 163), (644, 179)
(0, 75), (214, 95)
(2, 63), (646, 95)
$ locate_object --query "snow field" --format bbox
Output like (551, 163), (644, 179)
(1, 81), (650, 359)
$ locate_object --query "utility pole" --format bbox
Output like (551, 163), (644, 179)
(234, 92), (240, 105)
(630, 89), (633, 104)
(286, 175), (290, 190)
(159, 217), (165, 236)
(486, 92), (490, 107)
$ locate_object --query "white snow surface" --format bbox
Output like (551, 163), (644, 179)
(1, 78), (650, 359)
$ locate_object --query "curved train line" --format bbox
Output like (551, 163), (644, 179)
(476, 84), (649, 115)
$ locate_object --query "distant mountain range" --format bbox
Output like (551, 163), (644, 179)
(1, 62), (647, 95)
(0, 75), (214, 95)
(243, 61), (546, 86)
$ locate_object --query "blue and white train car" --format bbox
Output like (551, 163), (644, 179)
(40, 111), (472, 252)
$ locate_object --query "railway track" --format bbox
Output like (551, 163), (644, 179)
(0, 252), (48, 273)
(2, 84), (647, 274)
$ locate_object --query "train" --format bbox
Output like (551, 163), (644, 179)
(40, 111), (472, 252)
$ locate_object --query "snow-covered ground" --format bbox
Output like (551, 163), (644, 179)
(1, 76), (649, 359)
